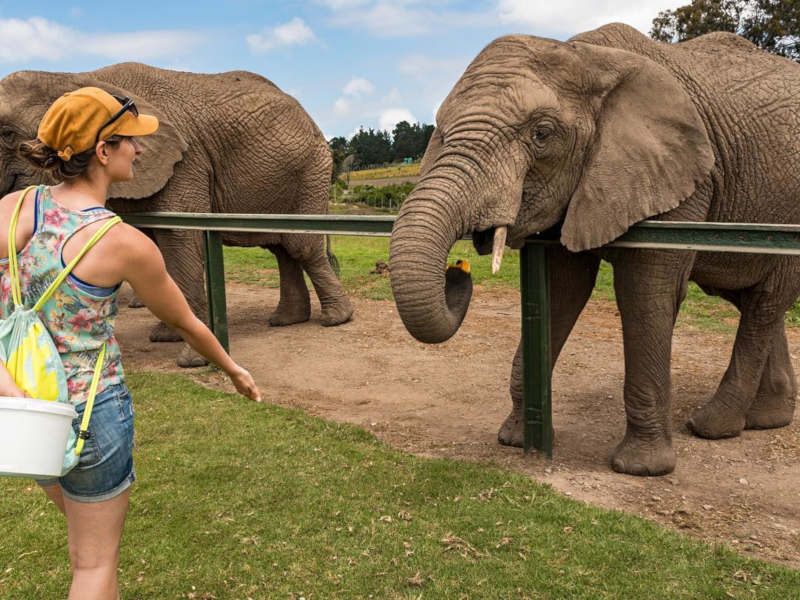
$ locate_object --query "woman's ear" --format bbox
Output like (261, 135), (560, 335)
(560, 43), (715, 252)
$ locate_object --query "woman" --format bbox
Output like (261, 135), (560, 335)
(0, 87), (261, 600)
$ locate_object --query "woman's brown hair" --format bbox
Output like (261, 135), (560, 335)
(18, 136), (123, 181)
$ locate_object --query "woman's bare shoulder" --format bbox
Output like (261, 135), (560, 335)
(104, 221), (160, 256)
(1, 189), (24, 205)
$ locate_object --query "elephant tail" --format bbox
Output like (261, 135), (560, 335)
(326, 234), (341, 277)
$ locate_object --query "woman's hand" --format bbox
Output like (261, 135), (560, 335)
(0, 365), (27, 398)
(228, 365), (262, 402)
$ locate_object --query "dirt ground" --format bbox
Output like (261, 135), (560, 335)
(115, 281), (800, 569)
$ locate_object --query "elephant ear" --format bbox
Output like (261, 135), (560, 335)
(70, 78), (187, 200)
(560, 43), (715, 252)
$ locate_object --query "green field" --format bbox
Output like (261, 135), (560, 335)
(345, 162), (421, 181)
(1, 373), (797, 599)
(222, 237), (792, 334)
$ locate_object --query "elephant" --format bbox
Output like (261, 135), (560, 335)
(388, 23), (800, 476)
(0, 63), (354, 367)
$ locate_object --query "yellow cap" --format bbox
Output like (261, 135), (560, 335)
(37, 87), (159, 161)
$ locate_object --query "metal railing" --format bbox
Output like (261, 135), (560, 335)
(122, 212), (800, 458)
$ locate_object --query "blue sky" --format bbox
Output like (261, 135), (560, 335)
(0, 1), (684, 139)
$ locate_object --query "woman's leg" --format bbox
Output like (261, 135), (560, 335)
(64, 489), (130, 600)
(40, 482), (66, 514)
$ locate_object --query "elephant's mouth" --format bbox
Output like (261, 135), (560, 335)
(471, 225), (508, 274)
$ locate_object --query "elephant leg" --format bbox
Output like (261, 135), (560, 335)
(745, 322), (797, 429)
(704, 289), (796, 431)
(266, 244), (312, 326)
(499, 246), (600, 447)
(688, 273), (793, 438)
(297, 238), (354, 326)
(610, 250), (693, 476)
(150, 228), (209, 368)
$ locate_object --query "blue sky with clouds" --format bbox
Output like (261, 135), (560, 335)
(0, 1), (684, 139)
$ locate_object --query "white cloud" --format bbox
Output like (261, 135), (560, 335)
(331, 2), (430, 37)
(319, 0), (371, 8)
(0, 17), (202, 63)
(379, 108), (416, 132)
(334, 97), (350, 115)
(332, 76), (375, 117)
(246, 17), (316, 54)
(320, 0), (481, 38)
(496, 0), (688, 37)
(343, 76), (374, 96)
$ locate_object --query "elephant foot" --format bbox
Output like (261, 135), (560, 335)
(268, 301), (311, 327)
(497, 406), (555, 448)
(320, 296), (354, 327)
(498, 407), (524, 447)
(128, 294), (145, 309)
(150, 322), (182, 342)
(611, 434), (676, 476)
(745, 393), (796, 430)
(686, 399), (746, 439)
(177, 343), (208, 368)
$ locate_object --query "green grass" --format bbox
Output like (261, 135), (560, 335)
(1, 373), (797, 599)
(223, 237), (520, 302)
(222, 239), (800, 332)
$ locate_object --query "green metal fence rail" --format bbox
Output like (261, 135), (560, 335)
(123, 212), (800, 458)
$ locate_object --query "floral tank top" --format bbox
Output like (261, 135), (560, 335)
(0, 185), (124, 405)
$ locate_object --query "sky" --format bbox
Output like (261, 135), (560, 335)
(0, 1), (685, 140)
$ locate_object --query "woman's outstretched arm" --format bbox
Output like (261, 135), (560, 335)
(117, 224), (262, 402)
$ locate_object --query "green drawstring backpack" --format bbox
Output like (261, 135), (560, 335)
(0, 185), (121, 477)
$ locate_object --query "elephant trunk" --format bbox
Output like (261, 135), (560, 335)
(389, 169), (475, 343)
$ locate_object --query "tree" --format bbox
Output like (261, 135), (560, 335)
(651, 0), (800, 62)
(348, 127), (393, 168)
(391, 120), (417, 160)
(328, 135), (350, 183)
(391, 121), (437, 160)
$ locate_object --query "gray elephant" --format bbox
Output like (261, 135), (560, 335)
(0, 63), (354, 367)
(389, 23), (800, 476)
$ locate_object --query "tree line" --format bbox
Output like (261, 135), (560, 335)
(328, 121), (434, 181)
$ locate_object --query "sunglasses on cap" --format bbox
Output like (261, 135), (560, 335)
(94, 94), (139, 145)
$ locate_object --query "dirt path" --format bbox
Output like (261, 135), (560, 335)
(115, 282), (800, 569)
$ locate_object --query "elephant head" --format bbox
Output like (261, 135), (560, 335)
(0, 67), (186, 200)
(389, 32), (715, 343)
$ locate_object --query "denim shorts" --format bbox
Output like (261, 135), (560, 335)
(36, 383), (135, 503)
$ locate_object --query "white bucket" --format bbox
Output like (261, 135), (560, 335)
(0, 396), (77, 478)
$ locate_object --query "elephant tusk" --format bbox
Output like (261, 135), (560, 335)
(491, 226), (507, 274)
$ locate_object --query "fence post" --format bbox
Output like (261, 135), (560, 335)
(520, 242), (552, 457)
(203, 230), (230, 353)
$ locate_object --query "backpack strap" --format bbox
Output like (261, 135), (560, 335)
(75, 343), (106, 455)
(32, 216), (122, 312)
(7, 185), (37, 307)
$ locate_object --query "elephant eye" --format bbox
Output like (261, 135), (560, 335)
(0, 128), (15, 145)
(532, 124), (554, 143)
